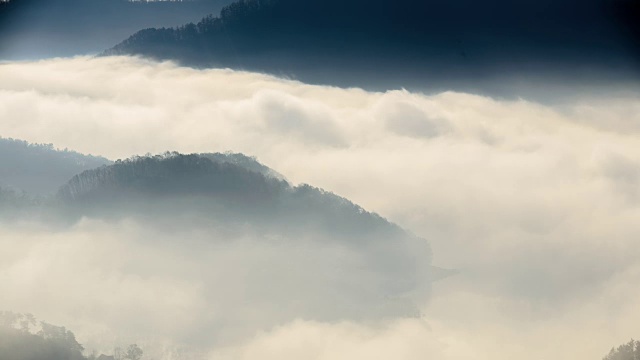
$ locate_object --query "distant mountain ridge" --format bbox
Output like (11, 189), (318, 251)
(53, 151), (434, 316)
(0, 138), (402, 244)
(105, 0), (640, 92)
(0, 138), (110, 195)
(0, 142), (437, 322)
(0, 139), (417, 247)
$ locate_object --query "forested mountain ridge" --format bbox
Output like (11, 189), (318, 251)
(56, 152), (406, 243)
(105, 0), (640, 91)
(58, 152), (285, 201)
(0, 138), (110, 195)
(199, 152), (286, 181)
(0, 138), (410, 246)
(2, 149), (434, 321)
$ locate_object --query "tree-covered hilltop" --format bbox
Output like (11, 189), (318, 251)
(54, 152), (434, 304)
(199, 152), (285, 181)
(57, 152), (410, 244)
(56, 152), (286, 203)
(0, 138), (110, 195)
(0, 147), (435, 319)
(0, 138), (421, 249)
(105, 0), (640, 89)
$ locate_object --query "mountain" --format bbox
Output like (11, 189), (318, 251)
(0, 138), (110, 195)
(54, 152), (434, 321)
(105, 0), (640, 93)
(0, 0), (233, 59)
(0, 141), (436, 321)
(57, 152), (411, 243)
(53, 152), (434, 320)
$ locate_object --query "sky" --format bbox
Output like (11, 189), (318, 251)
(0, 56), (639, 359)
(0, 0), (232, 59)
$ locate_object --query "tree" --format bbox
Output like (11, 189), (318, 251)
(124, 344), (143, 360)
(38, 322), (84, 353)
(113, 347), (124, 360)
(603, 339), (640, 360)
(0, 312), (86, 360)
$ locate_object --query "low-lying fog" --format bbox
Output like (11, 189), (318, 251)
(0, 56), (639, 359)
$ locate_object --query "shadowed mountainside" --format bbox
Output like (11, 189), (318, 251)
(105, 0), (640, 93)
(57, 152), (411, 244)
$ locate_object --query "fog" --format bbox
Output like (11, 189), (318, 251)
(0, 56), (639, 359)
(0, 218), (430, 358)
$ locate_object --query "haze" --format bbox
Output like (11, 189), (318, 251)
(0, 56), (638, 359)
(1, 0), (639, 358)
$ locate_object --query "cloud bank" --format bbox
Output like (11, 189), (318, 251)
(1, 219), (431, 359)
(0, 56), (639, 359)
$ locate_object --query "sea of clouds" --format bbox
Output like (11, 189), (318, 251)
(0, 56), (639, 359)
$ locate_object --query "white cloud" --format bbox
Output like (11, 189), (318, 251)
(0, 56), (639, 359)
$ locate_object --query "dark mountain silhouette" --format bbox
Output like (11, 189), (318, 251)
(105, 0), (640, 94)
(0, 0), (233, 59)
(0, 138), (110, 195)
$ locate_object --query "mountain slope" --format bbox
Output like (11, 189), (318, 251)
(53, 152), (434, 321)
(0, 138), (110, 195)
(57, 152), (407, 242)
(1, 150), (435, 328)
(105, 0), (640, 92)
